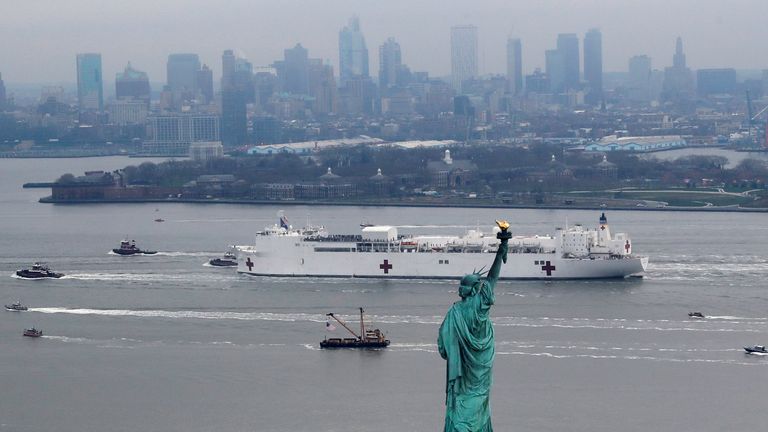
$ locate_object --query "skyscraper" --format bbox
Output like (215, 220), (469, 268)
(339, 16), (369, 85)
(221, 50), (252, 146)
(662, 37), (694, 103)
(506, 38), (522, 95)
(545, 49), (565, 93)
(115, 62), (150, 104)
(279, 44), (310, 95)
(379, 37), (402, 91)
(196, 65), (214, 104)
(451, 25), (478, 92)
(556, 34), (580, 91)
(167, 53), (207, 108)
(166, 53), (200, 95)
(628, 55), (652, 103)
(76, 53), (103, 112)
(583, 29), (603, 105)
(0, 72), (6, 110)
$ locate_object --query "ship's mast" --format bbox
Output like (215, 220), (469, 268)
(327, 313), (360, 339)
(359, 307), (365, 339)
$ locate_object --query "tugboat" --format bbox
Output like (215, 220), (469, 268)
(208, 250), (238, 267)
(744, 345), (768, 354)
(23, 327), (43, 337)
(16, 263), (64, 279)
(688, 311), (705, 319)
(320, 308), (390, 349)
(5, 301), (28, 311)
(112, 239), (157, 256)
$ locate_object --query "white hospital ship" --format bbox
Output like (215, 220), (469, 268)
(237, 213), (648, 280)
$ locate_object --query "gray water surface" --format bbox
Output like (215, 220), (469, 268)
(1, 157), (767, 432)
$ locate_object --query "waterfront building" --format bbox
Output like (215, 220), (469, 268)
(583, 29), (602, 105)
(697, 68), (737, 96)
(144, 113), (220, 155)
(339, 16), (369, 85)
(115, 62), (150, 104)
(585, 135), (686, 152)
(379, 37), (402, 92)
(557, 33), (580, 91)
(189, 141), (224, 161)
(76, 53), (103, 112)
(451, 25), (478, 92)
(506, 38), (523, 95)
(628, 55), (652, 103)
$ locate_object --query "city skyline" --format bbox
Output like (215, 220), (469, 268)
(3, 0), (768, 84)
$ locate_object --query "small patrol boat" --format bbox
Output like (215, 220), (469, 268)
(5, 301), (28, 311)
(112, 239), (157, 256)
(23, 327), (43, 337)
(16, 263), (64, 279)
(208, 250), (238, 267)
(744, 345), (767, 354)
(688, 312), (705, 319)
(320, 308), (390, 349)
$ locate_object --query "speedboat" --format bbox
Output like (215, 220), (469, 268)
(112, 239), (157, 256)
(744, 345), (767, 354)
(5, 301), (28, 311)
(209, 251), (238, 267)
(23, 328), (42, 337)
(688, 311), (705, 319)
(16, 263), (64, 279)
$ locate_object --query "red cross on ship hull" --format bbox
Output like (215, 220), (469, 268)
(541, 261), (556, 276)
(379, 259), (393, 274)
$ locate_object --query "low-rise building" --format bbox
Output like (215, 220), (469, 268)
(585, 135), (686, 152)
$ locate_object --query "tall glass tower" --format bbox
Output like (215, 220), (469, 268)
(451, 25), (478, 92)
(583, 28), (603, 105)
(76, 53), (103, 111)
(378, 37), (402, 91)
(506, 38), (523, 95)
(338, 16), (369, 85)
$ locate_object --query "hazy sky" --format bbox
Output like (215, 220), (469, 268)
(2, 0), (768, 84)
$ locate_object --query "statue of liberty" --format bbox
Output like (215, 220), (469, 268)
(438, 220), (510, 432)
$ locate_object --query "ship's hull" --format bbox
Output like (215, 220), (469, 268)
(237, 238), (648, 280)
(320, 339), (390, 349)
(16, 270), (63, 279)
(209, 259), (238, 267)
(112, 249), (157, 256)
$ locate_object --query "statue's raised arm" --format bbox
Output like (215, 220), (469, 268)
(486, 219), (511, 287)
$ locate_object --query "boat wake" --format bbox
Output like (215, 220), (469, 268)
(60, 272), (237, 282)
(154, 251), (220, 257)
(28, 307), (327, 322)
(24, 308), (768, 335)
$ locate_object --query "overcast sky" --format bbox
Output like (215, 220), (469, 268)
(2, 0), (767, 84)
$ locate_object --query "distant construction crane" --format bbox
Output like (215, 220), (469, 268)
(745, 91), (768, 147)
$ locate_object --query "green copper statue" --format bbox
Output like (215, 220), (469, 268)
(438, 220), (510, 432)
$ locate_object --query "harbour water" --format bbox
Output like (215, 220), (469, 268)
(1, 157), (767, 431)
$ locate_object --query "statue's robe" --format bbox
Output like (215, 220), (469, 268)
(438, 280), (495, 432)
